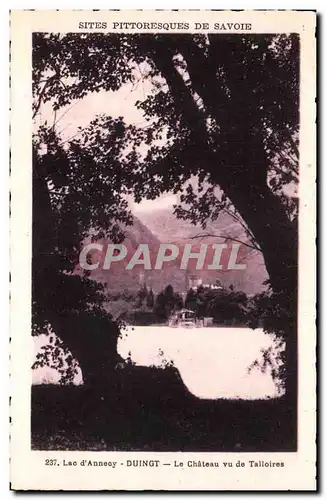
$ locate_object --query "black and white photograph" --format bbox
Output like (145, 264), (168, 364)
(10, 10), (316, 491)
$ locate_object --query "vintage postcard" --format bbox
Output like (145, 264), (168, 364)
(10, 10), (316, 491)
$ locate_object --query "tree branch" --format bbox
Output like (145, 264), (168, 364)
(33, 72), (59, 119)
(188, 232), (261, 252)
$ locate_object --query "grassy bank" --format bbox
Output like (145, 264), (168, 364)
(32, 366), (296, 452)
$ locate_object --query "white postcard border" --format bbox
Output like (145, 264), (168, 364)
(10, 10), (316, 491)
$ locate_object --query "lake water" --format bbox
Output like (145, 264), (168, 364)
(118, 326), (282, 400)
(33, 326), (282, 400)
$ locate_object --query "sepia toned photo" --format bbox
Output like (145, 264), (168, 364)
(10, 10), (316, 491)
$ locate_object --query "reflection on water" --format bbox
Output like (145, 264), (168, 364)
(118, 326), (283, 400)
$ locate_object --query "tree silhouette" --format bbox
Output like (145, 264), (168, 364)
(205, 288), (248, 325)
(32, 117), (137, 385)
(154, 285), (183, 320)
(33, 33), (299, 399)
(185, 288), (198, 313)
(146, 288), (155, 309)
(136, 285), (148, 307)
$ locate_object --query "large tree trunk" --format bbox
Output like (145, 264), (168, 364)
(226, 179), (298, 296)
(224, 177), (298, 403)
(151, 40), (298, 409)
(33, 153), (122, 388)
(51, 313), (122, 388)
